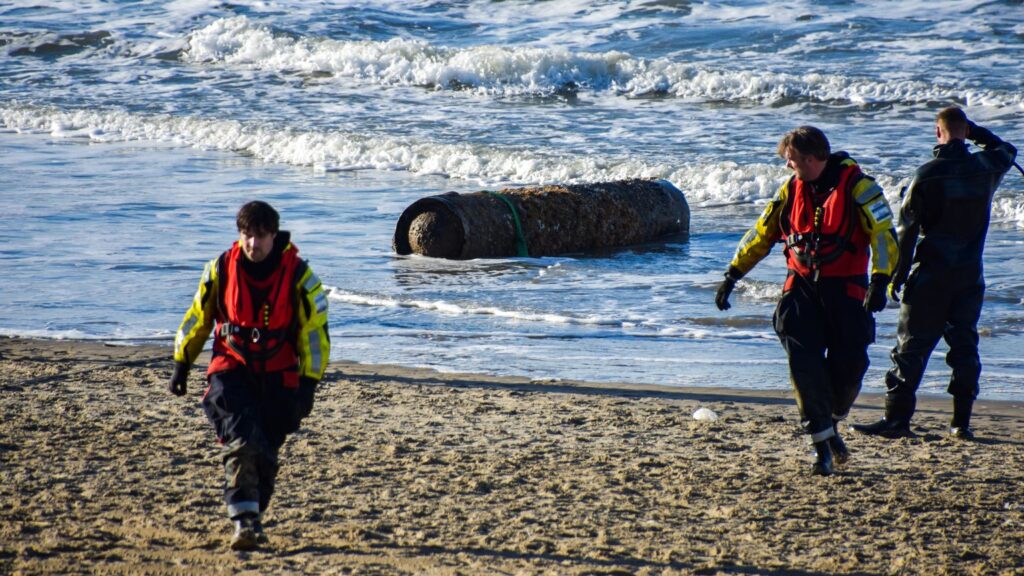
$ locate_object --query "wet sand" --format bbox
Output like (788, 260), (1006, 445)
(2, 335), (1023, 575)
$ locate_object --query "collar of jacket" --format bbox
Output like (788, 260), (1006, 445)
(932, 139), (969, 160)
(807, 152), (849, 196)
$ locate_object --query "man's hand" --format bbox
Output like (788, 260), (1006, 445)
(715, 268), (741, 311)
(169, 362), (189, 396)
(888, 279), (903, 303)
(864, 274), (890, 313)
(966, 120), (997, 147)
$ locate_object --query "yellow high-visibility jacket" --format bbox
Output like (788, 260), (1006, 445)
(729, 157), (898, 280)
(173, 239), (330, 382)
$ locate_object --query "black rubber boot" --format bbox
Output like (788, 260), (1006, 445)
(950, 397), (975, 440)
(253, 517), (270, 545)
(852, 395), (914, 438)
(230, 514), (259, 551)
(811, 441), (833, 476)
(828, 420), (850, 466)
(852, 417), (912, 438)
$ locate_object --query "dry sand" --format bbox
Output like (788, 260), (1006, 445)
(1, 335), (1023, 575)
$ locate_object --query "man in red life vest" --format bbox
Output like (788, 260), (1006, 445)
(169, 201), (330, 550)
(715, 126), (898, 476)
(853, 108), (1017, 440)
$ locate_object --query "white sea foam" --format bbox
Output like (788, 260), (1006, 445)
(734, 279), (783, 304)
(180, 16), (1024, 108)
(1, 102), (985, 216)
(326, 287), (780, 342)
(327, 287), (623, 327)
(993, 196), (1024, 228)
(0, 327), (96, 340)
(12, 102), (1024, 227)
(0, 326), (173, 341)
(0, 102), (784, 199)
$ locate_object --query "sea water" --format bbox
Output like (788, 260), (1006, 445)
(2, 1), (1023, 399)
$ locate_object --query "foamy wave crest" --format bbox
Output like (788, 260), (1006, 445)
(1, 103), (813, 201)
(734, 278), (783, 304)
(182, 16), (1024, 107)
(183, 16), (633, 96)
(993, 196), (1024, 228)
(327, 288), (623, 327)
(0, 326), (173, 341)
(658, 69), (1024, 108)
(326, 288), (775, 340)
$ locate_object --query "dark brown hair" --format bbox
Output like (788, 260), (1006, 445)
(777, 126), (831, 160)
(936, 106), (968, 133)
(236, 200), (280, 234)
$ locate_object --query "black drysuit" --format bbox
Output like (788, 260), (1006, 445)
(884, 126), (1017, 418)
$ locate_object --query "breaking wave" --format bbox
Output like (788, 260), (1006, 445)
(328, 288), (622, 327)
(182, 16), (1024, 108)
(0, 102), (792, 202)
(326, 287), (774, 341)
(6, 102), (1024, 226)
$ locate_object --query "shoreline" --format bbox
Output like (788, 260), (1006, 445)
(2, 335), (1023, 574)
(6, 335), (1024, 413)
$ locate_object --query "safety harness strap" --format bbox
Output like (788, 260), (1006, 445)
(218, 323), (288, 343)
(779, 172), (860, 274)
(220, 322), (290, 363)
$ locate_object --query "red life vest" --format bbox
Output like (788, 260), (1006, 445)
(208, 242), (302, 387)
(779, 162), (869, 280)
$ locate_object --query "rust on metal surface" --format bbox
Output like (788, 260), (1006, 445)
(393, 179), (690, 259)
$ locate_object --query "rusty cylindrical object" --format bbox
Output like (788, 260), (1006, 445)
(393, 179), (690, 259)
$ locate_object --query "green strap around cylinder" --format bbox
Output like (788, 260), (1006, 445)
(485, 191), (529, 257)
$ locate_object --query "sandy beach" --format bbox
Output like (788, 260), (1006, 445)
(1, 335), (1022, 575)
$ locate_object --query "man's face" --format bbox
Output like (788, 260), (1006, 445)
(784, 146), (827, 182)
(239, 228), (276, 263)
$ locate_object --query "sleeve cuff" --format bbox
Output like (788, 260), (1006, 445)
(725, 266), (744, 281)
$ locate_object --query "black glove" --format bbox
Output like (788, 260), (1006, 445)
(296, 377), (318, 420)
(863, 274), (889, 313)
(966, 121), (998, 147)
(715, 267), (742, 311)
(169, 361), (189, 396)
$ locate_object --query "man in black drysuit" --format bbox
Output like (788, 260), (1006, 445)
(853, 107), (1017, 440)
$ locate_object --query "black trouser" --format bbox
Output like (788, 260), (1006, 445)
(884, 265), (984, 419)
(774, 273), (874, 442)
(202, 368), (315, 519)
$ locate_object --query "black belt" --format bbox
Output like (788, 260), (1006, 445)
(218, 323), (286, 343)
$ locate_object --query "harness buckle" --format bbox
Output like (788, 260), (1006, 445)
(251, 327), (261, 343)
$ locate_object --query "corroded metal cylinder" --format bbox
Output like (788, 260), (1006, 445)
(393, 179), (689, 259)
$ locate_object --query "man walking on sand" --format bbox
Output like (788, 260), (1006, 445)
(715, 126), (898, 476)
(853, 107), (1017, 440)
(169, 200), (330, 550)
